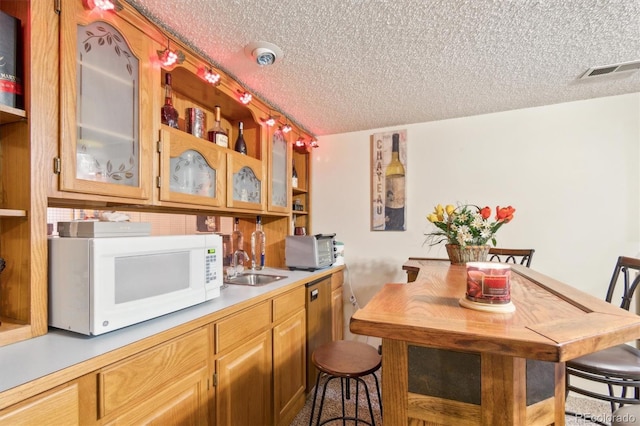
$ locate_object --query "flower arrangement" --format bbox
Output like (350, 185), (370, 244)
(425, 204), (516, 247)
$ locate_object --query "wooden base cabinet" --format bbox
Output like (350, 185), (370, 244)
(273, 287), (306, 426)
(215, 331), (272, 426)
(0, 271), (345, 425)
(98, 327), (211, 425)
(103, 368), (210, 426)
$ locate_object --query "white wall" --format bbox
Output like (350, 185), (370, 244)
(311, 93), (640, 342)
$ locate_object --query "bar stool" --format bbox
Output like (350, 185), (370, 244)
(308, 340), (382, 426)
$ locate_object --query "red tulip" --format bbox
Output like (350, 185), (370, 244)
(496, 206), (516, 222)
(480, 206), (491, 219)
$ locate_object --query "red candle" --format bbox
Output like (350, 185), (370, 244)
(466, 262), (511, 304)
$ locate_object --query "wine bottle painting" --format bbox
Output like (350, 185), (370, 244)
(371, 130), (407, 231)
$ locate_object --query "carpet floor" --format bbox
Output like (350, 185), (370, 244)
(289, 371), (616, 425)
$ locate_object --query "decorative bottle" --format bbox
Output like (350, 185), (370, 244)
(234, 121), (248, 154)
(292, 158), (298, 188)
(160, 73), (179, 129)
(231, 217), (246, 269)
(232, 217), (244, 253)
(384, 133), (405, 230)
(251, 216), (266, 270)
(208, 105), (229, 148)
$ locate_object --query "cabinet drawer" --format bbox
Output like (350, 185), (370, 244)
(99, 327), (209, 417)
(273, 286), (305, 323)
(0, 383), (79, 424)
(216, 301), (271, 354)
(331, 270), (344, 291)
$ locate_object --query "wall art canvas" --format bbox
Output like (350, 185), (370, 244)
(371, 129), (407, 231)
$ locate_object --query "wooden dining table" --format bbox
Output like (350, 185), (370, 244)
(349, 259), (640, 425)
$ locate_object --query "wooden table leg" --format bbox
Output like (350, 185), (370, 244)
(381, 338), (408, 426)
(554, 362), (566, 426)
(481, 353), (527, 425)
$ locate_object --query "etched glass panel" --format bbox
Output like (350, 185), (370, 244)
(76, 21), (139, 186)
(169, 149), (216, 197)
(271, 129), (287, 207)
(233, 166), (261, 203)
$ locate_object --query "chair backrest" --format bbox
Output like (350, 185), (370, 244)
(488, 248), (535, 267)
(605, 256), (640, 311)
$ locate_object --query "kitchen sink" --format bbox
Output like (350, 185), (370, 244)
(224, 273), (287, 286)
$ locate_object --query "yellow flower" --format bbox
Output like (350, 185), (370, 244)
(427, 213), (439, 223)
(434, 204), (445, 221)
(445, 204), (455, 216)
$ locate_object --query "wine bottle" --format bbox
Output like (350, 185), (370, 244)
(160, 73), (179, 129)
(292, 158), (298, 188)
(208, 105), (229, 148)
(385, 133), (405, 230)
(234, 121), (248, 154)
(251, 216), (266, 270)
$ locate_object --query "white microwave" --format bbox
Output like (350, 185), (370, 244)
(48, 234), (223, 336)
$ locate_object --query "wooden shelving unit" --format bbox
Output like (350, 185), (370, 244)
(0, 0), (52, 348)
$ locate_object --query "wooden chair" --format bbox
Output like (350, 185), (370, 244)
(488, 248), (535, 267)
(566, 256), (640, 414)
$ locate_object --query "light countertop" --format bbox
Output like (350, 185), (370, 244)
(0, 266), (339, 395)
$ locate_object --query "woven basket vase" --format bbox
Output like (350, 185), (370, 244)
(445, 244), (490, 265)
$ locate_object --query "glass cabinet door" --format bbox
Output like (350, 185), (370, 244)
(158, 127), (226, 207)
(59, 2), (153, 200)
(267, 128), (290, 213)
(226, 153), (265, 211)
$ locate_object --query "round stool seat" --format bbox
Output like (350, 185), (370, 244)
(312, 340), (381, 378)
(309, 340), (382, 426)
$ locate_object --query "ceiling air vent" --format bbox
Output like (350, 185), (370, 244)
(580, 60), (640, 80)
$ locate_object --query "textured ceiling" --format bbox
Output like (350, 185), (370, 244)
(128, 0), (640, 136)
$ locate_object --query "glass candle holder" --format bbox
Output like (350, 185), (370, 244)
(465, 262), (511, 304)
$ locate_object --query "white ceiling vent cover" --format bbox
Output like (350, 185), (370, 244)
(580, 60), (640, 80)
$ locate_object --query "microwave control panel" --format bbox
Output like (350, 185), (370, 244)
(205, 247), (221, 285)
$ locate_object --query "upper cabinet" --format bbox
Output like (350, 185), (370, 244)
(52, 0), (315, 217)
(267, 127), (291, 214)
(157, 126), (226, 208)
(58, 0), (154, 201)
(1, 0), (319, 347)
(291, 136), (312, 235)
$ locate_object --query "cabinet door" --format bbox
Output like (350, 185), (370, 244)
(98, 327), (209, 419)
(273, 308), (306, 426)
(103, 367), (209, 426)
(158, 126), (226, 207)
(59, 1), (153, 201)
(216, 330), (272, 426)
(267, 128), (291, 213)
(226, 151), (266, 210)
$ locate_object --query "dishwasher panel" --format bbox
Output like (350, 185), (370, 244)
(305, 276), (332, 392)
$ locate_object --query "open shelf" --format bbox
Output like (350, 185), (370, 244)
(0, 209), (27, 217)
(0, 105), (26, 125)
(0, 319), (30, 347)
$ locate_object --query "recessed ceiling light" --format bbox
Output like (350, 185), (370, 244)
(244, 41), (283, 66)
